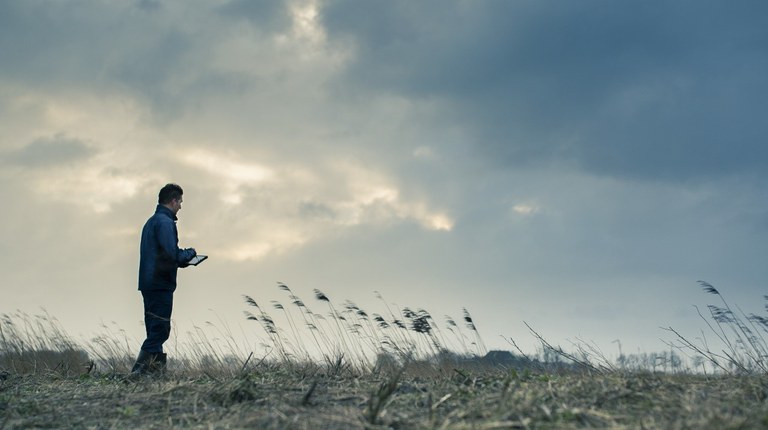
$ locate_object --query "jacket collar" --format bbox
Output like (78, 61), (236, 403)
(155, 204), (178, 221)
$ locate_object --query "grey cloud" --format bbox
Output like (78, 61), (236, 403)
(1, 0), (766, 356)
(136, 0), (161, 13)
(0, 1), (287, 123)
(320, 0), (768, 181)
(0, 1), (128, 85)
(216, 0), (291, 32)
(299, 201), (337, 221)
(4, 135), (96, 168)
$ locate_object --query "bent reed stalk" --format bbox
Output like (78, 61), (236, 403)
(241, 284), (488, 372)
(664, 281), (768, 374)
(7, 281), (760, 378)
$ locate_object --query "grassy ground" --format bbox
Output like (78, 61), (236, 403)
(2, 363), (768, 429)
(4, 283), (768, 428)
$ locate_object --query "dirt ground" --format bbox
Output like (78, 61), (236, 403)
(2, 366), (768, 429)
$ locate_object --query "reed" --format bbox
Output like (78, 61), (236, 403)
(6, 282), (752, 379)
(240, 284), (488, 372)
(664, 281), (768, 374)
(0, 310), (89, 376)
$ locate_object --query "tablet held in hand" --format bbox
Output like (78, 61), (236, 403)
(188, 255), (208, 266)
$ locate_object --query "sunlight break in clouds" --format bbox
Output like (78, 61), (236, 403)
(511, 203), (539, 216)
(0, 86), (161, 213)
(332, 185), (453, 231)
(182, 150), (274, 205)
(333, 162), (454, 231)
(289, 0), (325, 46)
(199, 159), (455, 262)
(227, 229), (308, 262)
(425, 213), (453, 231)
(34, 166), (145, 214)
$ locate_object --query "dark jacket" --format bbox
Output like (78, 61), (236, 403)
(138, 205), (196, 291)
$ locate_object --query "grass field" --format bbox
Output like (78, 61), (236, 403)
(3, 282), (768, 429)
(3, 361), (768, 428)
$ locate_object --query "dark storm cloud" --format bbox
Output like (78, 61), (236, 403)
(0, 0), (190, 104)
(3, 135), (96, 168)
(0, 1), (135, 84)
(320, 0), (768, 181)
(0, 0), (289, 123)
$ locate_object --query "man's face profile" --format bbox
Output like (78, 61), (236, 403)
(170, 197), (183, 215)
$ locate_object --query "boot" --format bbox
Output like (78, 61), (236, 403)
(148, 353), (167, 375)
(129, 350), (152, 377)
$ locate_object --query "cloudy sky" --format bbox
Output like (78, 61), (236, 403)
(2, 0), (768, 359)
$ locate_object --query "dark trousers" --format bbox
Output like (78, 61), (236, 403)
(140, 290), (174, 353)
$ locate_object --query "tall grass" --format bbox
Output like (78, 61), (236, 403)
(665, 281), (768, 374)
(0, 311), (258, 378)
(0, 310), (89, 376)
(242, 283), (488, 371)
(0, 286), (489, 378)
(9, 281), (755, 378)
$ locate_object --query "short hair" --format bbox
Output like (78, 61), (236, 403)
(158, 183), (183, 204)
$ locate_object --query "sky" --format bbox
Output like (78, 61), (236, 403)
(2, 0), (768, 360)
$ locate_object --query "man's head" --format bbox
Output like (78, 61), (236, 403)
(158, 183), (184, 215)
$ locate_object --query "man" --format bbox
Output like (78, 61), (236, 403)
(130, 183), (197, 376)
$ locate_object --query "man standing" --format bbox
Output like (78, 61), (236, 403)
(131, 183), (197, 376)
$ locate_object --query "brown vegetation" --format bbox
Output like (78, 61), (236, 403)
(3, 363), (768, 429)
(3, 282), (768, 428)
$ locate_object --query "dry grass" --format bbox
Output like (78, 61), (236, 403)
(3, 282), (768, 428)
(242, 284), (489, 371)
(3, 364), (768, 429)
(664, 281), (768, 374)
